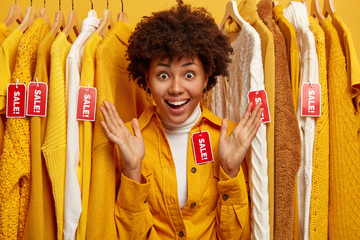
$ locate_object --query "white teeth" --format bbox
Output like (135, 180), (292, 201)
(167, 100), (188, 106)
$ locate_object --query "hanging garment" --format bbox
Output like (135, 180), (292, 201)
(76, 32), (102, 240)
(0, 18), (48, 240)
(41, 32), (72, 240)
(23, 31), (57, 240)
(308, 17), (329, 240)
(0, 23), (11, 43)
(86, 21), (147, 240)
(273, 4), (300, 111)
(115, 105), (250, 239)
(64, 10), (100, 240)
(320, 18), (360, 240)
(284, 3), (319, 240)
(226, 2), (275, 237)
(257, 1), (302, 240)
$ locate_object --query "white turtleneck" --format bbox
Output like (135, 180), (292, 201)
(157, 104), (202, 210)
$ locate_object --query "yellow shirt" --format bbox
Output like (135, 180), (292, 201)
(0, 22), (11, 44)
(76, 32), (102, 240)
(86, 21), (147, 239)
(273, 4), (300, 111)
(225, 0), (275, 238)
(0, 18), (48, 240)
(23, 31), (57, 240)
(115, 105), (250, 239)
(308, 17), (329, 240)
(41, 32), (72, 240)
(321, 18), (360, 240)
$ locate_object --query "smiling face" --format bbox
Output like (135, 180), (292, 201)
(147, 56), (208, 124)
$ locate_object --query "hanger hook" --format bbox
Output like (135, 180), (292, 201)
(59, 0), (61, 11)
(90, 0), (93, 9)
(72, 0), (74, 10)
(15, 0), (17, 4)
(107, 0), (109, 10)
(121, 0), (124, 12)
(44, 0), (46, 8)
(31, 0), (33, 7)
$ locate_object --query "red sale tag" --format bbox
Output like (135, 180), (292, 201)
(26, 82), (48, 117)
(247, 90), (271, 123)
(6, 83), (26, 118)
(301, 83), (321, 117)
(191, 131), (214, 165)
(76, 86), (97, 121)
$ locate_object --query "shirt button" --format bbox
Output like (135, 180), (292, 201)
(191, 167), (197, 173)
(222, 194), (229, 201)
(179, 231), (184, 237)
(190, 202), (196, 208)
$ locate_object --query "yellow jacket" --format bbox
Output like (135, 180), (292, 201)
(115, 105), (250, 239)
(76, 32), (102, 240)
(86, 21), (147, 239)
(308, 17), (329, 240)
(321, 18), (360, 240)
(0, 18), (48, 240)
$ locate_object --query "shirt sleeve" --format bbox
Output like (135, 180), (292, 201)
(216, 165), (251, 240)
(115, 173), (155, 239)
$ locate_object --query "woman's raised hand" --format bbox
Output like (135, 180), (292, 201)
(100, 101), (145, 183)
(218, 102), (263, 178)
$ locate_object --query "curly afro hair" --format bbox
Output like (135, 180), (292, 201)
(126, 0), (233, 93)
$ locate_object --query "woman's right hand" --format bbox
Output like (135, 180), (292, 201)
(100, 100), (145, 183)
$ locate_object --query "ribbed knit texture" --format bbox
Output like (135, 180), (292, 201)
(86, 21), (147, 240)
(321, 18), (360, 240)
(0, 18), (48, 240)
(41, 32), (72, 240)
(23, 31), (57, 240)
(77, 32), (102, 240)
(258, 1), (302, 240)
(0, 23), (11, 44)
(308, 17), (329, 240)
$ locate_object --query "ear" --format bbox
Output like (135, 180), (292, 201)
(203, 74), (209, 90)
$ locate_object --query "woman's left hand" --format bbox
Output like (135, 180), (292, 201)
(218, 102), (263, 178)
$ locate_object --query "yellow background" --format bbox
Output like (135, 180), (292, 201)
(1, 0), (359, 57)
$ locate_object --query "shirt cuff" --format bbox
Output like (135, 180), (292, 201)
(218, 166), (248, 205)
(117, 173), (151, 213)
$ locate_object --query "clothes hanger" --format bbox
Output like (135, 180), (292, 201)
(323, 0), (335, 17)
(96, 0), (114, 37)
(62, 0), (80, 38)
(117, 0), (128, 23)
(51, 0), (66, 34)
(39, 0), (52, 29)
(310, 0), (325, 22)
(219, 0), (246, 30)
(3, 0), (24, 27)
(87, 0), (98, 18)
(18, 0), (38, 33)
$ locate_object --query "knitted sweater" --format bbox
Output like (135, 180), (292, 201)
(23, 31), (57, 240)
(0, 18), (48, 240)
(86, 21), (147, 239)
(258, 1), (302, 240)
(76, 32), (102, 240)
(284, 3), (319, 240)
(41, 32), (72, 240)
(321, 18), (360, 240)
(308, 17), (329, 240)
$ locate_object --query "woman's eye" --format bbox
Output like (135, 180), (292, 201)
(159, 73), (169, 79)
(185, 72), (195, 79)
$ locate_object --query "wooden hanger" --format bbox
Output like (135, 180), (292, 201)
(117, 0), (128, 23)
(18, 0), (38, 33)
(310, 0), (325, 22)
(51, 0), (65, 34)
(323, 0), (335, 17)
(3, 1), (24, 27)
(39, 0), (52, 29)
(62, 0), (80, 37)
(219, 0), (246, 30)
(96, 1), (113, 37)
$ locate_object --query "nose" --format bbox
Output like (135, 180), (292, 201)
(168, 77), (184, 95)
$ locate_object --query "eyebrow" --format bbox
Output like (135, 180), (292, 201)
(156, 62), (198, 67)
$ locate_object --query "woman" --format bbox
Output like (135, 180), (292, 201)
(100, 1), (263, 239)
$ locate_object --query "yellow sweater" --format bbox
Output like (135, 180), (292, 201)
(23, 31), (57, 240)
(321, 18), (360, 240)
(41, 32), (72, 240)
(86, 21), (147, 239)
(0, 18), (48, 240)
(308, 17), (329, 240)
(0, 23), (11, 44)
(76, 32), (102, 240)
(225, 0), (275, 238)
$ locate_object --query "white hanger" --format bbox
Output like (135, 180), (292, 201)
(219, 0), (246, 30)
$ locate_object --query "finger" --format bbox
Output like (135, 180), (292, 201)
(220, 118), (228, 140)
(239, 103), (252, 125)
(247, 102), (262, 126)
(109, 102), (125, 127)
(100, 120), (118, 143)
(131, 118), (142, 139)
(101, 101), (120, 135)
(248, 118), (262, 140)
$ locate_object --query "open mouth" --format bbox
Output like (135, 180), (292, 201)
(165, 99), (190, 109)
